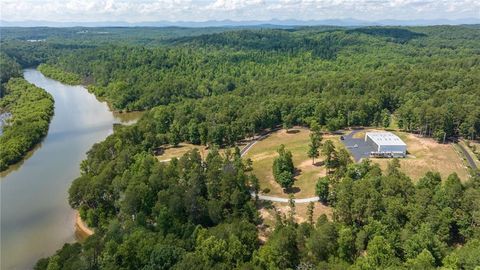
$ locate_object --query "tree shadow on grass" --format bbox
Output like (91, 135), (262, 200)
(313, 161), (324, 167)
(171, 144), (186, 149)
(331, 130), (345, 135)
(284, 186), (301, 194)
(258, 200), (274, 209)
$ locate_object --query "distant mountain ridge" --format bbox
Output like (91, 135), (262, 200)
(1, 18), (479, 27)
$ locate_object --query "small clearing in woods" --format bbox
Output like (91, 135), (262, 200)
(257, 200), (333, 242)
(155, 143), (247, 162)
(155, 143), (208, 162)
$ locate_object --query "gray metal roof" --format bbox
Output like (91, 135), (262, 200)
(365, 132), (406, 146)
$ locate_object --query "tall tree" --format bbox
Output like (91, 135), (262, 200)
(307, 202), (314, 225)
(272, 144), (295, 190)
(307, 133), (321, 165)
(316, 177), (330, 204)
(353, 235), (399, 269)
(308, 120), (323, 164)
(282, 113), (294, 132)
(321, 140), (338, 174)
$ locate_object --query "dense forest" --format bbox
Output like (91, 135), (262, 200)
(0, 25), (479, 269)
(37, 63), (82, 85)
(0, 77), (54, 171)
(3, 26), (478, 140)
(0, 52), (22, 97)
(34, 121), (480, 269)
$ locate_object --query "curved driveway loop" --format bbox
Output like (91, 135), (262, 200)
(241, 131), (320, 204)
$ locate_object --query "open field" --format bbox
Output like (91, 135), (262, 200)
(243, 128), (345, 198)
(257, 200), (333, 242)
(370, 131), (470, 181)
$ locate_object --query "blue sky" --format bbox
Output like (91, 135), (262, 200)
(1, 0), (479, 22)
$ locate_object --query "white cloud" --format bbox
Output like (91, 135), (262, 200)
(0, 0), (478, 22)
(205, 0), (265, 11)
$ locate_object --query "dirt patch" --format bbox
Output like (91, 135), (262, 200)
(256, 200), (333, 240)
(298, 159), (316, 169)
(156, 143), (241, 162)
(74, 211), (93, 242)
(155, 143), (207, 162)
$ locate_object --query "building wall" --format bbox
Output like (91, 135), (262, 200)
(365, 135), (380, 151)
(378, 144), (407, 154)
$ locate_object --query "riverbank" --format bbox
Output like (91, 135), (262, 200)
(0, 69), (122, 270)
(37, 64), (82, 85)
(0, 77), (54, 172)
(74, 211), (94, 241)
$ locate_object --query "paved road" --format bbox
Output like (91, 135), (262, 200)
(250, 192), (319, 203)
(240, 134), (268, 157)
(456, 142), (478, 171)
(241, 131), (319, 204)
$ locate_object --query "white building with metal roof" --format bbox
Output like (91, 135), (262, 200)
(365, 132), (407, 157)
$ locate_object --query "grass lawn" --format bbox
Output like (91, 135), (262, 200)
(387, 114), (400, 130)
(243, 128), (344, 198)
(352, 130), (366, 139)
(370, 131), (470, 182)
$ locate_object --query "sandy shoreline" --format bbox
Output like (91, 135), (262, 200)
(74, 211), (94, 240)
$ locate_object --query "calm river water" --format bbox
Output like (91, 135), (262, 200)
(0, 69), (141, 269)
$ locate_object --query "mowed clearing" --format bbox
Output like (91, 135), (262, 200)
(243, 128), (344, 198)
(371, 131), (470, 181)
(156, 143), (209, 162)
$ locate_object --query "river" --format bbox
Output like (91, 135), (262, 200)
(0, 69), (142, 270)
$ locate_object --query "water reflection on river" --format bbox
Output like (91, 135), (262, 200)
(0, 69), (142, 270)
(0, 112), (12, 135)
